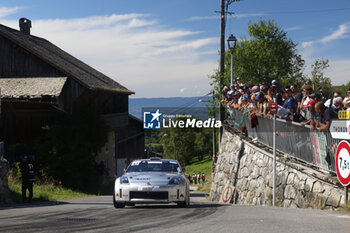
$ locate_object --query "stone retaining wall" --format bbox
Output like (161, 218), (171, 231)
(210, 127), (346, 209)
(0, 158), (12, 204)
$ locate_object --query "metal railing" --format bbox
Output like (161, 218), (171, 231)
(226, 107), (344, 173)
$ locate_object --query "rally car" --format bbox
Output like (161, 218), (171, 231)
(113, 157), (190, 208)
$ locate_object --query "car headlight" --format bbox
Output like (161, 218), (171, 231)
(120, 176), (129, 185)
(168, 177), (182, 185)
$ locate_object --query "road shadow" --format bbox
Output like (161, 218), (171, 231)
(0, 201), (69, 210)
(190, 192), (207, 197)
(130, 202), (227, 209)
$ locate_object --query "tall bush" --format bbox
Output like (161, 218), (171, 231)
(34, 109), (108, 190)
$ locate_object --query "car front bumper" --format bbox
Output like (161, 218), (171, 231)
(114, 184), (187, 204)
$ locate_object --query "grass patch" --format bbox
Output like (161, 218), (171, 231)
(185, 154), (213, 193)
(8, 174), (94, 203)
(339, 202), (350, 212)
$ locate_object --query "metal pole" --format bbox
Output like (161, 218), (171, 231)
(230, 50), (234, 86)
(219, 0), (226, 142)
(345, 187), (348, 204)
(273, 114), (276, 206)
(213, 91), (217, 157)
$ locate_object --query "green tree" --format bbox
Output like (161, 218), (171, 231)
(334, 81), (350, 97)
(305, 58), (332, 96)
(34, 109), (108, 190)
(159, 118), (213, 165)
(210, 19), (305, 92)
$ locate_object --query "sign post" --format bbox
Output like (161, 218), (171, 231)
(335, 140), (350, 187)
(273, 113), (276, 206)
(269, 102), (277, 206)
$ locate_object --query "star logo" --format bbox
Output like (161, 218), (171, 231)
(150, 109), (162, 122)
(143, 109), (162, 129)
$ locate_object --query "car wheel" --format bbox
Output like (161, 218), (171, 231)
(177, 189), (190, 208)
(113, 193), (125, 208)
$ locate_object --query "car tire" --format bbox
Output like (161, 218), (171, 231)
(113, 193), (125, 208)
(177, 189), (190, 208)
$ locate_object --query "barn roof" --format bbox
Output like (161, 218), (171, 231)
(0, 24), (134, 94)
(0, 77), (67, 99)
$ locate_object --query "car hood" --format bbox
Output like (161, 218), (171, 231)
(124, 172), (180, 185)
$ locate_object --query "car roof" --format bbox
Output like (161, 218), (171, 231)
(134, 157), (179, 163)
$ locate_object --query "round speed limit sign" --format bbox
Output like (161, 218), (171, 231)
(335, 140), (350, 186)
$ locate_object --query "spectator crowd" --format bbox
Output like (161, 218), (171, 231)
(221, 78), (350, 131)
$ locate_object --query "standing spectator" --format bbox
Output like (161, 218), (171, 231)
(345, 99), (350, 112)
(343, 88), (350, 106)
(283, 89), (297, 113)
(197, 173), (200, 185)
(221, 86), (230, 103)
(266, 88), (276, 102)
(201, 172), (205, 186)
(271, 80), (278, 90)
(192, 173), (196, 185)
(255, 92), (267, 117)
(20, 155), (35, 203)
(229, 84), (235, 93)
(301, 85), (313, 108)
(290, 84), (303, 111)
(291, 85), (302, 101)
(333, 97), (345, 114)
(312, 102), (338, 131)
(319, 89), (328, 103)
(271, 81), (283, 105)
(300, 99), (317, 130)
(275, 89), (284, 106)
(300, 85), (314, 117)
(325, 92), (341, 110)
(251, 85), (259, 94)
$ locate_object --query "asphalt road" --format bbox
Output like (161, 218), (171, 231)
(0, 193), (349, 233)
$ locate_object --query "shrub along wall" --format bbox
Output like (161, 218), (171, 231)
(0, 158), (12, 204)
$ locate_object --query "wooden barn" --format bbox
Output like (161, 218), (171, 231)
(0, 18), (144, 181)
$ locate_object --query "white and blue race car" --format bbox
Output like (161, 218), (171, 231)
(113, 157), (190, 208)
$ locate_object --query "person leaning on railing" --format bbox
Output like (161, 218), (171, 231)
(325, 91), (341, 110)
(311, 102), (338, 131)
(333, 97), (345, 114)
(221, 86), (229, 103)
(345, 99), (350, 112)
(282, 88), (297, 113)
(299, 85), (314, 116)
(300, 99), (317, 130)
(244, 93), (258, 116)
(343, 88), (350, 106)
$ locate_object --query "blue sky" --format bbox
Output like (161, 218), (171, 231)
(0, 0), (349, 97)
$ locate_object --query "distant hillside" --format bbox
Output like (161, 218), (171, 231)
(129, 96), (211, 119)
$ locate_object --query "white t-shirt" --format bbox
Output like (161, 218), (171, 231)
(302, 97), (310, 108)
(325, 98), (336, 109)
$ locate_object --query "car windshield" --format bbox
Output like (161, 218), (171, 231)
(126, 161), (180, 173)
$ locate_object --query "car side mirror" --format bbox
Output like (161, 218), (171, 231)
(182, 167), (186, 172)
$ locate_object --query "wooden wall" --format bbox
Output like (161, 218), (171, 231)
(116, 116), (145, 159)
(71, 90), (128, 115)
(0, 35), (63, 78)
